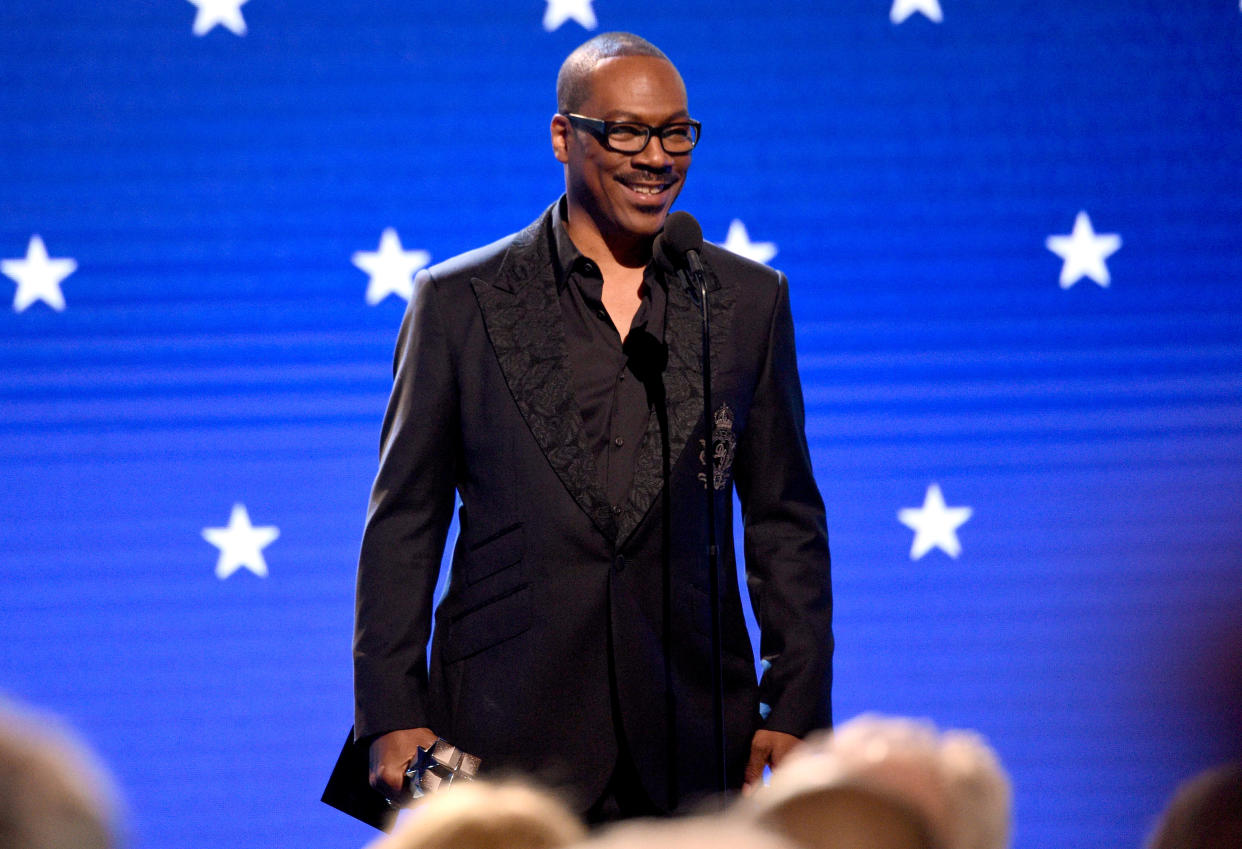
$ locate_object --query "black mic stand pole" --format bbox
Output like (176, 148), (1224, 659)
(683, 250), (727, 798)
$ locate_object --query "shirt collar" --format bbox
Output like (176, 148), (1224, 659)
(550, 195), (668, 293)
(551, 196), (589, 293)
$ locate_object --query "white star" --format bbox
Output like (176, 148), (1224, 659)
(187, 0), (249, 37)
(1045, 211), (1122, 289)
(890, 0), (943, 24)
(543, 0), (598, 31)
(202, 503), (279, 579)
(2, 236), (77, 313)
(352, 228), (431, 305)
(719, 220), (778, 265)
(898, 484), (972, 560)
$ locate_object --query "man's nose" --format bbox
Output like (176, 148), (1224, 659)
(632, 136), (674, 170)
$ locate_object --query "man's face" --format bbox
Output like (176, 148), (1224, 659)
(553, 55), (691, 243)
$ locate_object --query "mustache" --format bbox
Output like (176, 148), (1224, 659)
(617, 169), (675, 182)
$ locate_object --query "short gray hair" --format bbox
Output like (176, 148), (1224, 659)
(744, 714), (1012, 849)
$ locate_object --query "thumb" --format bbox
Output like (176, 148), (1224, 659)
(743, 735), (771, 792)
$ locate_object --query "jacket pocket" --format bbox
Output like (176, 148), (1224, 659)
(462, 523), (523, 585)
(443, 584), (531, 664)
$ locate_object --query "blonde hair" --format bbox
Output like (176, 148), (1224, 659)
(367, 779), (587, 849)
(745, 714), (1011, 849)
(566, 815), (802, 849)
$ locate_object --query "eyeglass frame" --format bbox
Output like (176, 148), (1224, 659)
(561, 113), (702, 155)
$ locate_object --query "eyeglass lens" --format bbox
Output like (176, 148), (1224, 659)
(607, 123), (697, 154)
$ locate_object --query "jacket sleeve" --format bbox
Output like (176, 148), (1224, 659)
(353, 269), (460, 741)
(732, 272), (833, 737)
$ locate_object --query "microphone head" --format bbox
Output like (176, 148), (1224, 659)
(654, 211), (703, 271)
(661, 211), (703, 259)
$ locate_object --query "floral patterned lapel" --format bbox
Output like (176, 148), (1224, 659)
(469, 208), (619, 541)
(615, 252), (733, 546)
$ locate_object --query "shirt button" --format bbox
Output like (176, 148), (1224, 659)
(613, 436), (624, 448)
(611, 505), (623, 515)
(582, 261), (596, 273)
(596, 309), (607, 321)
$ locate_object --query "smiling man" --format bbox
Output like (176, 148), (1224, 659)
(324, 32), (833, 827)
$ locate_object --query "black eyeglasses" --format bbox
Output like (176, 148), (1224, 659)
(562, 113), (701, 155)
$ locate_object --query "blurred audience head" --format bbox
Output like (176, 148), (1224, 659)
(0, 695), (121, 849)
(367, 779), (587, 849)
(566, 815), (801, 849)
(744, 714), (1011, 849)
(1146, 762), (1242, 849)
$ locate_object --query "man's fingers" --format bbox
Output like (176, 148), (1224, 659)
(766, 731), (800, 769)
(368, 755), (411, 798)
(369, 765), (398, 799)
(368, 727), (437, 801)
(742, 736), (772, 792)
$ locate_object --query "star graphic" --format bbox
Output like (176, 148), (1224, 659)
(2, 236), (77, 313)
(898, 484), (972, 560)
(719, 220), (778, 265)
(352, 228), (431, 305)
(1045, 211), (1122, 289)
(543, 0), (598, 31)
(890, 0), (943, 24)
(187, 0), (249, 37)
(202, 503), (279, 579)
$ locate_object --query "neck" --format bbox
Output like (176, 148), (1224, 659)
(563, 200), (653, 270)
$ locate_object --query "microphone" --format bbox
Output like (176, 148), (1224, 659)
(657, 209), (728, 795)
(659, 210), (703, 267)
(655, 210), (708, 302)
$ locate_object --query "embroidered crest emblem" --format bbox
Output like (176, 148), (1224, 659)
(697, 403), (737, 491)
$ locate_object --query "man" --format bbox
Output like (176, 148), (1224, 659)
(323, 32), (832, 827)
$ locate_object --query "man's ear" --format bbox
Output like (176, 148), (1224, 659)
(550, 114), (571, 164)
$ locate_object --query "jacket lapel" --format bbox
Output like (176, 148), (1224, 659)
(615, 255), (733, 545)
(469, 208), (619, 541)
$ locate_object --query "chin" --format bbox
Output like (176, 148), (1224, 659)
(632, 207), (670, 229)
(620, 201), (678, 237)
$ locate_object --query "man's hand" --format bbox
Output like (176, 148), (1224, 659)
(368, 727), (438, 802)
(743, 729), (802, 794)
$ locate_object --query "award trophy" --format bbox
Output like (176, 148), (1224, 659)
(397, 738), (482, 803)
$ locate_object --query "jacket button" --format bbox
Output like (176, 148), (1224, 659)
(614, 555), (626, 572)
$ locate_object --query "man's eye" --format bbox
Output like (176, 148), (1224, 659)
(607, 125), (645, 140)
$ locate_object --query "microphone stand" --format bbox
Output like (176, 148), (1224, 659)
(683, 250), (727, 797)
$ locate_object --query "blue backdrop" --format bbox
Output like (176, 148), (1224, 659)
(2, 2), (1240, 848)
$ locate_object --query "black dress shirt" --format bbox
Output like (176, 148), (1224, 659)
(552, 204), (668, 509)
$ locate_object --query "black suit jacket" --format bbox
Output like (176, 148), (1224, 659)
(324, 203), (832, 827)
